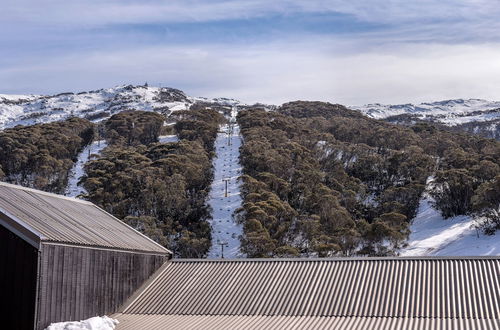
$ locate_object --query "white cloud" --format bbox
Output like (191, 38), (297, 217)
(3, 0), (500, 29)
(2, 40), (500, 105)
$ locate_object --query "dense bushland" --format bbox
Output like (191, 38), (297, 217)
(236, 102), (500, 257)
(83, 108), (225, 257)
(105, 110), (165, 146)
(0, 118), (94, 193)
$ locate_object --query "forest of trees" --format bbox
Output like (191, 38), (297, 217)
(105, 111), (165, 146)
(0, 100), (497, 258)
(236, 102), (500, 257)
(0, 118), (94, 193)
(82, 108), (225, 257)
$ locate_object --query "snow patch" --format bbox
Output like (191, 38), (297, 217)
(45, 316), (118, 330)
(158, 135), (179, 143)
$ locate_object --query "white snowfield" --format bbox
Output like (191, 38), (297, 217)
(401, 179), (500, 256)
(207, 108), (244, 258)
(352, 98), (500, 126)
(0, 85), (242, 129)
(65, 140), (107, 198)
(45, 316), (118, 330)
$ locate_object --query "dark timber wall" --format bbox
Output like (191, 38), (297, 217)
(0, 224), (38, 330)
(37, 244), (168, 330)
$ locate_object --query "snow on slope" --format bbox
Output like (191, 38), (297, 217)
(401, 178), (500, 256)
(352, 99), (500, 120)
(65, 140), (107, 198)
(352, 98), (500, 125)
(0, 85), (243, 129)
(207, 108), (244, 258)
(45, 315), (118, 330)
(158, 135), (179, 143)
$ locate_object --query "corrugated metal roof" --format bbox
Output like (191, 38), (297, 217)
(119, 258), (500, 324)
(0, 182), (170, 254)
(114, 314), (500, 330)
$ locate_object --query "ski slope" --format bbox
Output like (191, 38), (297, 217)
(206, 108), (244, 258)
(65, 140), (107, 198)
(401, 179), (500, 256)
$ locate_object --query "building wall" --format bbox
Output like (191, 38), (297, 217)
(37, 243), (168, 330)
(0, 224), (38, 330)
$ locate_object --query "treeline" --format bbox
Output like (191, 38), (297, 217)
(236, 101), (500, 257)
(0, 118), (94, 193)
(83, 108), (225, 257)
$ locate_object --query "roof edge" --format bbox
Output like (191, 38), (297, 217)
(171, 256), (500, 262)
(0, 181), (93, 205)
(90, 204), (173, 255)
(0, 206), (43, 249)
(117, 260), (172, 314)
(41, 241), (172, 256)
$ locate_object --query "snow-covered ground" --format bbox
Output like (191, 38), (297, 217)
(0, 85), (244, 129)
(206, 108), (244, 258)
(352, 98), (500, 134)
(45, 316), (118, 330)
(158, 135), (179, 143)
(352, 99), (500, 120)
(401, 178), (500, 256)
(65, 140), (107, 198)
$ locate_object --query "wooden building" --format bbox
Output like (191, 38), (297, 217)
(0, 182), (171, 330)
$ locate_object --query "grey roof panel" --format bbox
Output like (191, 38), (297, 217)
(0, 182), (170, 254)
(121, 258), (500, 319)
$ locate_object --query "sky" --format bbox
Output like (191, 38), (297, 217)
(2, 0), (500, 105)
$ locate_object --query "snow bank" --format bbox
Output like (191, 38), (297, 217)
(45, 316), (118, 330)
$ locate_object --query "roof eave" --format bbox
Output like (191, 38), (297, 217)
(0, 207), (43, 249)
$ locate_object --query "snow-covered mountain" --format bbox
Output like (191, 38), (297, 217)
(0, 84), (242, 129)
(351, 99), (500, 139)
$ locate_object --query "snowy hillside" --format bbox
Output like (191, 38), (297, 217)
(401, 177), (500, 256)
(352, 99), (500, 139)
(352, 99), (500, 121)
(0, 84), (242, 129)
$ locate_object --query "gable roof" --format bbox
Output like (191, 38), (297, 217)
(114, 257), (500, 329)
(0, 182), (170, 255)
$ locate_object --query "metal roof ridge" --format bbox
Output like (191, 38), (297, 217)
(90, 204), (173, 255)
(41, 241), (172, 255)
(0, 181), (93, 205)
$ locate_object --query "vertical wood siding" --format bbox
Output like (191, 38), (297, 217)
(0, 224), (38, 330)
(37, 243), (167, 330)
